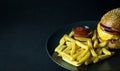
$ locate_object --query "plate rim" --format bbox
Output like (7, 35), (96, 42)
(45, 21), (98, 70)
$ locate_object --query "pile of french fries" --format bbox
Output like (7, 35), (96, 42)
(55, 30), (114, 66)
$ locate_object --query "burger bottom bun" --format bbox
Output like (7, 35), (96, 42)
(108, 39), (120, 49)
(98, 36), (120, 49)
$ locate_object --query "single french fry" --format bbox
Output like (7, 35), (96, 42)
(98, 41), (107, 48)
(64, 34), (75, 42)
(98, 55), (111, 60)
(69, 31), (74, 37)
(75, 40), (89, 49)
(71, 41), (76, 55)
(93, 39), (98, 48)
(90, 49), (97, 57)
(102, 48), (111, 55)
(92, 30), (97, 41)
(93, 57), (99, 63)
(55, 45), (66, 53)
(74, 37), (91, 41)
(87, 39), (92, 48)
(59, 35), (66, 45)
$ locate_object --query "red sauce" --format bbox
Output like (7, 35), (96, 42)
(73, 27), (91, 37)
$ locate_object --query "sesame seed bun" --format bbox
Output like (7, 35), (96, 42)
(100, 8), (120, 32)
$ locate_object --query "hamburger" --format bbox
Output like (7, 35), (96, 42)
(97, 8), (120, 49)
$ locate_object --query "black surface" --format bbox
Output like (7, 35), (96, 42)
(0, 0), (120, 71)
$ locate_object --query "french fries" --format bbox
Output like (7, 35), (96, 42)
(78, 51), (90, 64)
(69, 31), (74, 37)
(77, 49), (89, 61)
(87, 39), (97, 57)
(54, 29), (115, 66)
(92, 30), (97, 41)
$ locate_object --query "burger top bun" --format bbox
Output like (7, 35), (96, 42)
(100, 8), (120, 32)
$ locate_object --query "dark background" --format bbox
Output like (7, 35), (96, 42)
(0, 0), (120, 71)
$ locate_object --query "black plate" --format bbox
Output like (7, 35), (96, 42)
(46, 21), (120, 71)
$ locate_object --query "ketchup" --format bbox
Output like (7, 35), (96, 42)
(73, 26), (91, 37)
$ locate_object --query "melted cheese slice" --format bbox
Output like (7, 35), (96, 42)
(97, 23), (119, 41)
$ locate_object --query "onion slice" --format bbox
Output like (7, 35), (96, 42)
(100, 23), (120, 35)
